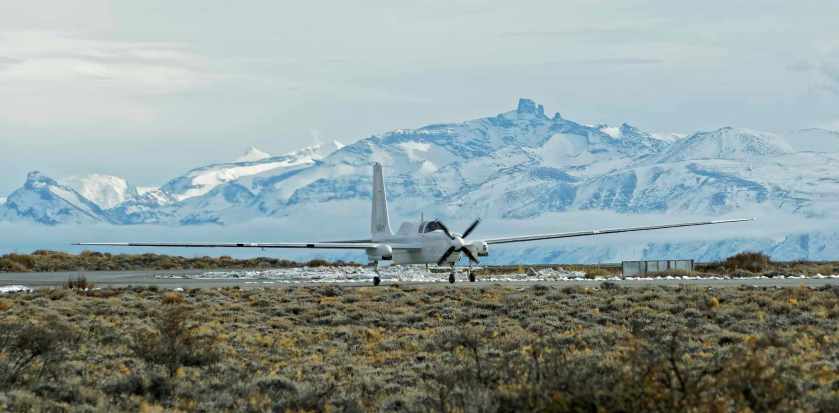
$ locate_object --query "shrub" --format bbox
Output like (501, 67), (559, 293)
(306, 259), (330, 268)
(64, 275), (93, 290)
(131, 305), (220, 378)
(161, 292), (185, 305)
(724, 251), (771, 273)
(585, 267), (613, 279)
(0, 318), (79, 389)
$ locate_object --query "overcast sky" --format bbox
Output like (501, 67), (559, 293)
(1, 0), (838, 195)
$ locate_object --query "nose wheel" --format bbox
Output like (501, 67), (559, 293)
(369, 260), (382, 286)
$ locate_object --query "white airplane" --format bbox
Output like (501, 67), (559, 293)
(77, 163), (753, 285)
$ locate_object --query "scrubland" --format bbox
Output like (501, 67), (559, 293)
(5, 251), (838, 279)
(0, 250), (356, 273)
(1, 282), (839, 412)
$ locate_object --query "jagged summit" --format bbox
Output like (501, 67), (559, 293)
(516, 98), (546, 116)
(235, 146), (272, 163)
(24, 171), (58, 189)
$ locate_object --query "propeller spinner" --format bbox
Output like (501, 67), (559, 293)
(436, 218), (481, 266)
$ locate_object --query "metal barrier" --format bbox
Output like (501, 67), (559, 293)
(622, 259), (694, 277)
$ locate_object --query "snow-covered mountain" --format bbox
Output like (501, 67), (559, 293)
(656, 127), (793, 162)
(61, 174), (141, 209)
(235, 146), (272, 163)
(3, 99), (839, 261)
(0, 172), (113, 225)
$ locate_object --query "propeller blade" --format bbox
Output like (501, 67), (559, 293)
(462, 218), (481, 238)
(461, 247), (480, 264)
(437, 246), (457, 266)
(437, 221), (455, 239)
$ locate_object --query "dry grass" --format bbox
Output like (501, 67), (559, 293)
(161, 292), (185, 305)
(0, 283), (838, 411)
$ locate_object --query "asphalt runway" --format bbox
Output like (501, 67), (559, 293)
(2, 269), (839, 290)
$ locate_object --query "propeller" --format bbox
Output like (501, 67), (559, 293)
(436, 218), (481, 266)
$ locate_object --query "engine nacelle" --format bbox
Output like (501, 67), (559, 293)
(471, 241), (489, 257)
(368, 244), (393, 261)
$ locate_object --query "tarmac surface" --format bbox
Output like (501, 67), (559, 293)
(2, 268), (839, 290)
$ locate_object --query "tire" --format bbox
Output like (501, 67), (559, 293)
(373, 276), (381, 286)
(448, 273), (455, 284)
(468, 272), (476, 282)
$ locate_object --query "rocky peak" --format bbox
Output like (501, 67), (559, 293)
(24, 171), (59, 189)
(516, 98), (546, 117)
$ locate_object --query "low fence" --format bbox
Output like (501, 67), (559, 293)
(622, 259), (694, 277)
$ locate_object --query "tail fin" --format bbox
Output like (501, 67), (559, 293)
(371, 162), (392, 238)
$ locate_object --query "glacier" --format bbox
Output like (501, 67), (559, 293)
(2, 98), (839, 263)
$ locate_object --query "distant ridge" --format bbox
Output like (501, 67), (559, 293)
(3, 99), (839, 261)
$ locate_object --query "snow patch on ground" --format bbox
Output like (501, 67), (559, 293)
(0, 285), (33, 294)
(151, 266), (839, 284)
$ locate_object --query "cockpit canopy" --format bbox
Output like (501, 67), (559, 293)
(421, 220), (447, 234)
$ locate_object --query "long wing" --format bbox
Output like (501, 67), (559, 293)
(482, 218), (754, 245)
(74, 242), (383, 250)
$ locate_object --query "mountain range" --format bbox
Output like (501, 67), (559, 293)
(3, 99), (839, 263)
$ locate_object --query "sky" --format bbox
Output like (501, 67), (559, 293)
(1, 0), (838, 195)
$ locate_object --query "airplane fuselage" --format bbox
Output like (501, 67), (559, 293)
(367, 221), (489, 265)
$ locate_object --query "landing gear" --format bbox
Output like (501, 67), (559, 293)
(449, 272), (455, 284)
(368, 260), (382, 286)
(468, 271), (476, 283)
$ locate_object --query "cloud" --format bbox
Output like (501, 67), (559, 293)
(0, 55), (22, 68)
(822, 60), (839, 94)
(786, 60), (814, 73)
(500, 28), (643, 40)
(0, 31), (214, 93)
(0, 31), (219, 124)
(575, 58), (664, 65)
(783, 49), (839, 96)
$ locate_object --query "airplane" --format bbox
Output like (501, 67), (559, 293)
(76, 163), (754, 285)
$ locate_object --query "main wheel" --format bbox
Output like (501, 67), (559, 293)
(373, 276), (381, 286)
(448, 273), (455, 284)
(468, 272), (476, 282)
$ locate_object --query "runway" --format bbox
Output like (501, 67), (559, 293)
(2, 268), (839, 290)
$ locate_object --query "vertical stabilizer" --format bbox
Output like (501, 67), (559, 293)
(371, 162), (392, 238)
